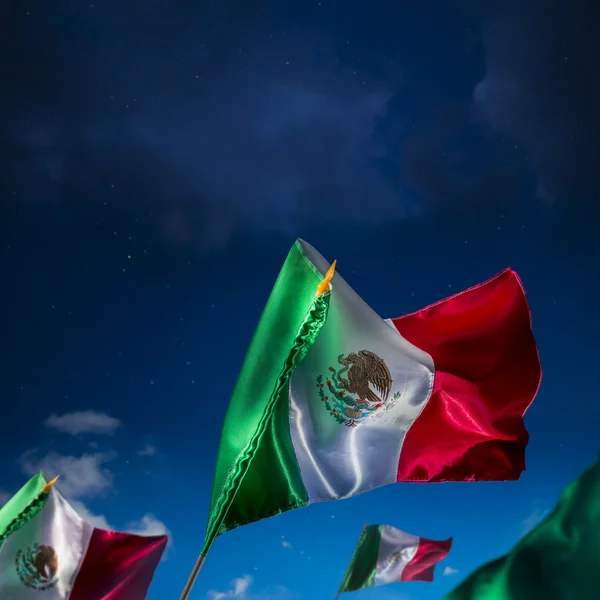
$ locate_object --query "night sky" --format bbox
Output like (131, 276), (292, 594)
(1, 1), (598, 599)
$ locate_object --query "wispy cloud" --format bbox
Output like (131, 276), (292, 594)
(126, 513), (171, 538)
(45, 410), (121, 436)
(137, 444), (157, 457)
(125, 513), (172, 559)
(0, 490), (10, 506)
(472, 0), (599, 204)
(20, 448), (116, 533)
(208, 575), (253, 600)
(281, 535), (292, 549)
(20, 449), (116, 498)
(2, 18), (400, 253)
(206, 577), (296, 600)
(443, 566), (459, 576)
(522, 507), (550, 534)
(69, 499), (112, 530)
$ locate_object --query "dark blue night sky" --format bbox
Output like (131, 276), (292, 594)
(1, 1), (598, 599)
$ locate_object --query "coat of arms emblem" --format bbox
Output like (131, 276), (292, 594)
(316, 350), (401, 427)
(389, 548), (411, 565)
(15, 543), (59, 591)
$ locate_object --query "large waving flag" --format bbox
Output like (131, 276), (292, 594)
(202, 239), (541, 555)
(337, 524), (452, 597)
(0, 473), (167, 599)
(445, 453), (600, 599)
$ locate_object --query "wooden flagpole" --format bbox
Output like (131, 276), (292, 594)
(179, 552), (207, 600)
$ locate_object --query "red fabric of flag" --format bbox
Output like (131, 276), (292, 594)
(392, 269), (542, 482)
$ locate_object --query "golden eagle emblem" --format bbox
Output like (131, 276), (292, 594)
(15, 543), (59, 591)
(338, 350), (393, 405)
(316, 350), (401, 427)
(390, 548), (412, 565)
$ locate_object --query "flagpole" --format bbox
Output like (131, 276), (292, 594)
(179, 552), (207, 600)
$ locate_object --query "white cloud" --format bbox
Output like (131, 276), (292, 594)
(45, 410), (121, 436)
(125, 513), (172, 559)
(137, 444), (157, 457)
(126, 513), (171, 538)
(281, 535), (292, 549)
(443, 566), (459, 576)
(522, 507), (550, 534)
(469, 2), (599, 206)
(232, 577), (252, 597)
(20, 449), (115, 529)
(20, 450), (116, 498)
(69, 499), (112, 530)
(208, 575), (253, 600)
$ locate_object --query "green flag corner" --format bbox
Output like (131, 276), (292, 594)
(0, 472), (53, 547)
(445, 453), (600, 599)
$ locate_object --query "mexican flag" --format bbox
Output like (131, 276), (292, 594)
(445, 453), (600, 599)
(202, 239), (541, 554)
(0, 473), (167, 599)
(337, 524), (452, 596)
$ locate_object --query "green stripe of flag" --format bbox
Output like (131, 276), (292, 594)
(0, 473), (50, 547)
(337, 525), (382, 594)
(202, 241), (331, 555)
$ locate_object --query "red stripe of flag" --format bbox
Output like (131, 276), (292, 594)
(70, 529), (167, 600)
(402, 537), (453, 582)
(392, 269), (542, 482)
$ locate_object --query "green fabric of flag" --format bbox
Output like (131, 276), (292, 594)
(445, 454), (600, 599)
(338, 525), (381, 593)
(0, 473), (50, 547)
(202, 240), (331, 555)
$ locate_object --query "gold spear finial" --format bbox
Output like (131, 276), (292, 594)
(41, 475), (60, 493)
(316, 260), (337, 297)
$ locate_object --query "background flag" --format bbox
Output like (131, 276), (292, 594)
(0, 474), (167, 600)
(203, 239), (541, 555)
(337, 524), (452, 596)
(445, 453), (600, 599)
